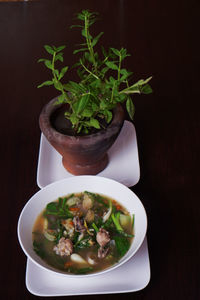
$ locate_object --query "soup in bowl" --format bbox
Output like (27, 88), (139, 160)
(18, 176), (147, 277)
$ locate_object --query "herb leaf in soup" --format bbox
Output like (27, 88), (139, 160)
(46, 202), (58, 213)
(111, 212), (134, 238)
(32, 192), (134, 275)
(113, 235), (130, 257)
(75, 267), (94, 274)
(45, 198), (73, 218)
(33, 240), (45, 259)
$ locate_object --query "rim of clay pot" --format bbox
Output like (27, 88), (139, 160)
(39, 96), (125, 143)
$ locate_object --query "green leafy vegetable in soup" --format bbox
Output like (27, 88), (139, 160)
(32, 192), (134, 274)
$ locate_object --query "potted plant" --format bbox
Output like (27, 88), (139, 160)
(38, 10), (152, 175)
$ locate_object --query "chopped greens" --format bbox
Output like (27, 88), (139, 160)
(74, 236), (93, 250)
(45, 198), (73, 218)
(75, 267), (93, 274)
(111, 212), (123, 232)
(132, 214), (135, 229)
(92, 222), (99, 233)
(113, 235), (130, 257)
(111, 212), (134, 238)
(33, 240), (45, 259)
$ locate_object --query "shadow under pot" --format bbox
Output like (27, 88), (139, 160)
(39, 97), (125, 175)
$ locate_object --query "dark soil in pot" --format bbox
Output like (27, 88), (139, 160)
(39, 97), (125, 175)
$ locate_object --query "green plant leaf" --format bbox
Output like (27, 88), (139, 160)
(92, 102), (99, 111)
(121, 77), (152, 94)
(56, 45), (66, 52)
(44, 60), (53, 70)
(70, 114), (79, 126)
(101, 66), (109, 76)
(52, 45), (57, 52)
(82, 108), (93, 117)
(131, 77), (152, 88)
(120, 69), (133, 81)
(141, 84), (153, 94)
(90, 118), (100, 129)
(120, 69), (128, 75)
(77, 12), (86, 21)
(89, 79), (101, 88)
(77, 67), (85, 80)
(53, 80), (63, 91)
(118, 93), (127, 102)
(54, 69), (59, 78)
(37, 81), (53, 88)
(44, 45), (54, 55)
(120, 48), (130, 59)
(105, 61), (118, 71)
(100, 99), (108, 109)
(70, 24), (84, 28)
(91, 32), (104, 47)
(77, 42), (87, 46)
(55, 93), (67, 104)
(77, 124), (83, 134)
(55, 52), (64, 62)
(84, 52), (93, 63)
(64, 111), (71, 117)
(121, 88), (140, 94)
(37, 58), (46, 63)
(76, 94), (90, 115)
(109, 76), (115, 84)
(101, 46), (108, 58)
(81, 29), (92, 39)
(59, 66), (68, 80)
(110, 47), (120, 56)
(64, 81), (86, 95)
(103, 110), (112, 123)
(126, 97), (135, 120)
(85, 118), (100, 129)
(73, 48), (88, 54)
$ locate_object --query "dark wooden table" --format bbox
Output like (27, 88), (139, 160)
(1, 0), (199, 299)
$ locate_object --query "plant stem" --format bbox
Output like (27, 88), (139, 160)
(80, 60), (99, 79)
(84, 14), (97, 74)
(52, 51), (71, 107)
(111, 82), (115, 103)
(52, 52), (57, 81)
(117, 53), (122, 82)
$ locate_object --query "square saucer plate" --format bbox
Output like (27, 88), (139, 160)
(37, 121), (140, 188)
(26, 237), (150, 296)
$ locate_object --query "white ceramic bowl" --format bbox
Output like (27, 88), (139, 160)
(17, 176), (147, 277)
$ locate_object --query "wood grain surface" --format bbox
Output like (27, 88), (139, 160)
(0, 0), (199, 299)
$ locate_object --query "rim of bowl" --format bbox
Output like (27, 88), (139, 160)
(17, 175), (147, 278)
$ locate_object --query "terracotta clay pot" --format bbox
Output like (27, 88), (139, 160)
(39, 97), (125, 175)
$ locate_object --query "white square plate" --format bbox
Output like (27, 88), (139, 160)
(26, 237), (150, 296)
(37, 121), (140, 188)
